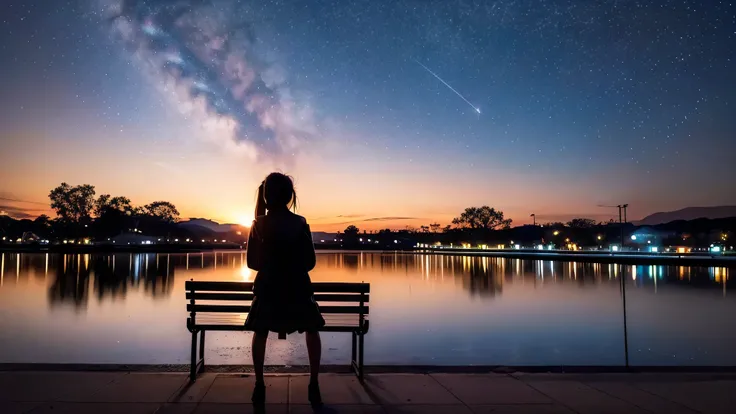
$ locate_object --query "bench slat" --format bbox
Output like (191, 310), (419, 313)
(186, 292), (369, 302)
(189, 324), (364, 332)
(185, 281), (369, 293)
(187, 304), (368, 314)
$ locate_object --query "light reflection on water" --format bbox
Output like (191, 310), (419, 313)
(0, 252), (733, 366)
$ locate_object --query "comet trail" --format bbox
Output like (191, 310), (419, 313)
(414, 59), (481, 114)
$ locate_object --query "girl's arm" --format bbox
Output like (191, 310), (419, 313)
(302, 221), (317, 272)
(246, 221), (262, 271)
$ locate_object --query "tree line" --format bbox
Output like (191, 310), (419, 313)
(335, 206), (733, 249)
(1, 183), (181, 241)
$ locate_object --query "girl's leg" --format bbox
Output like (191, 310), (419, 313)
(252, 331), (268, 383)
(305, 331), (322, 382)
(305, 331), (323, 406)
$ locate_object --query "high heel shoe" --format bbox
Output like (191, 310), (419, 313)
(252, 381), (266, 405)
(308, 380), (323, 407)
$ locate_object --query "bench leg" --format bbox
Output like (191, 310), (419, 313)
(190, 330), (198, 382)
(350, 331), (364, 381)
(198, 330), (206, 374)
(358, 332), (365, 381)
(351, 331), (357, 367)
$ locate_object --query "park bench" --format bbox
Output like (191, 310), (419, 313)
(185, 280), (370, 382)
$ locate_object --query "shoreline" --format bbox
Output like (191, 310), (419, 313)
(409, 248), (736, 267)
(1, 246), (734, 266)
(2, 363), (736, 375)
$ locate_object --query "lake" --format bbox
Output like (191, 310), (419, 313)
(0, 252), (733, 367)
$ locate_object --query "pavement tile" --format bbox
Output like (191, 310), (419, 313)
(0, 402), (42, 414)
(202, 375), (288, 404)
(28, 402), (160, 413)
(362, 374), (461, 405)
(524, 380), (649, 414)
(193, 403), (288, 414)
(289, 374), (375, 405)
(289, 405), (385, 413)
(169, 373), (218, 403)
(383, 405), (473, 413)
(634, 380), (736, 414)
(585, 381), (697, 414)
(469, 405), (575, 413)
(88, 373), (187, 403)
(156, 403), (199, 414)
(0, 372), (124, 402)
(431, 374), (552, 405)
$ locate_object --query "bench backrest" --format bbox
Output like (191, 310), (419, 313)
(185, 281), (370, 329)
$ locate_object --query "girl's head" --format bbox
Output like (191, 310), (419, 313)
(254, 172), (297, 217)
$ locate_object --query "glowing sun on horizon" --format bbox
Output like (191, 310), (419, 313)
(237, 213), (254, 227)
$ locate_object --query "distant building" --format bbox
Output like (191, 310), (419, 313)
(628, 227), (673, 247)
(109, 233), (157, 245)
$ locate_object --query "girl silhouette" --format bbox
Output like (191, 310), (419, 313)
(245, 172), (325, 406)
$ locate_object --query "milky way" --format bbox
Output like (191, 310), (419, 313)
(103, 0), (316, 161)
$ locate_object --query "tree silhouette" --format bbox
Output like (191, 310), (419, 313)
(452, 206), (512, 230)
(49, 183), (96, 223)
(429, 223), (441, 233)
(567, 218), (597, 229)
(143, 201), (180, 223)
(95, 195), (133, 217)
(344, 225), (360, 236)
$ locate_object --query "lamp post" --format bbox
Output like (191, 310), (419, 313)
(616, 203), (630, 369)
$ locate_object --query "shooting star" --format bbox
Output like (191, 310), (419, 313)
(414, 59), (481, 114)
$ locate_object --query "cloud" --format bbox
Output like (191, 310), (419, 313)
(0, 196), (48, 206)
(362, 216), (419, 222)
(102, 0), (317, 163)
(533, 213), (617, 223)
(325, 216), (421, 226)
(0, 204), (46, 220)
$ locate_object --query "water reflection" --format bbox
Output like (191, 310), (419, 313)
(0, 251), (734, 366)
(0, 252), (733, 310)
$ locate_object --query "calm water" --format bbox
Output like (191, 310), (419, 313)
(0, 252), (734, 366)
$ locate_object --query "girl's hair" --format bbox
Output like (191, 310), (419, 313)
(254, 172), (298, 217)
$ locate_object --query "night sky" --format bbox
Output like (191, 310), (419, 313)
(1, 0), (734, 231)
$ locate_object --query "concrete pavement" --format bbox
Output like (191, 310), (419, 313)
(1, 371), (735, 413)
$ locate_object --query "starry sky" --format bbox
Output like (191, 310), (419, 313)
(1, 0), (734, 231)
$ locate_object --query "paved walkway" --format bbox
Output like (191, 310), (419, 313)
(1, 371), (735, 413)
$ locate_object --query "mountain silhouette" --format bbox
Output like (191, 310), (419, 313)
(177, 218), (245, 236)
(636, 206), (736, 226)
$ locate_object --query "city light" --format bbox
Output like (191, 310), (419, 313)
(631, 235), (637, 240)
(597, 235), (602, 240)
(553, 231), (560, 236)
